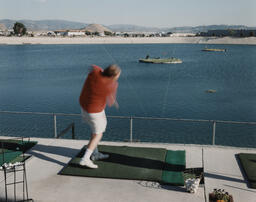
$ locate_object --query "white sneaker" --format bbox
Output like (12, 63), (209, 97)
(79, 158), (98, 169)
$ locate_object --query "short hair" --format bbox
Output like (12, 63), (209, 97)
(102, 64), (121, 77)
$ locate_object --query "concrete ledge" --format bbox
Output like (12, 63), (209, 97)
(1, 137), (255, 202)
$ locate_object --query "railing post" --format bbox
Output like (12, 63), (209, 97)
(130, 116), (133, 142)
(212, 121), (216, 145)
(53, 114), (57, 138)
(72, 123), (75, 139)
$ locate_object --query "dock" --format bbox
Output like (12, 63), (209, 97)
(0, 136), (256, 202)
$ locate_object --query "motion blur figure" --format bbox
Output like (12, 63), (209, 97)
(79, 64), (121, 168)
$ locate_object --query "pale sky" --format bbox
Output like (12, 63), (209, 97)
(0, 0), (255, 27)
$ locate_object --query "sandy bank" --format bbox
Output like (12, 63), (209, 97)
(0, 36), (256, 45)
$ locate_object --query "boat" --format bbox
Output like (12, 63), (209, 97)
(205, 89), (217, 93)
(202, 48), (226, 52)
(139, 57), (182, 64)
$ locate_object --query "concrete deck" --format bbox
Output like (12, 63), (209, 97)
(0, 137), (256, 202)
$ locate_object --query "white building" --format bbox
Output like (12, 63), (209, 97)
(99, 32), (105, 37)
(47, 31), (56, 37)
(66, 30), (86, 37)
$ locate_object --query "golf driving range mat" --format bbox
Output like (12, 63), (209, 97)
(59, 145), (185, 186)
(238, 153), (256, 189)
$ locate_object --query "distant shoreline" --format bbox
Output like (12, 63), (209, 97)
(0, 36), (256, 45)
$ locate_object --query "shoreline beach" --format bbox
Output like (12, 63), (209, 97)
(0, 36), (256, 45)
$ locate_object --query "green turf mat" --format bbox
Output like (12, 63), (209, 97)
(60, 145), (167, 181)
(161, 150), (185, 186)
(162, 171), (184, 185)
(164, 150), (186, 170)
(238, 153), (256, 189)
(60, 145), (186, 186)
(0, 149), (22, 165)
(0, 139), (37, 165)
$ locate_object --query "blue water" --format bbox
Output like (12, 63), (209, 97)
(0, 43), (256, 147)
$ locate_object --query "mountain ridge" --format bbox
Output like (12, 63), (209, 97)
(0, 19), (88, 31)
(0, 19), (255, 33)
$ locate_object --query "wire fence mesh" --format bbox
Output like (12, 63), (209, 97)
(0, 111), (256, 148)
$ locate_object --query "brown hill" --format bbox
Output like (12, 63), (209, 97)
(83, 24), (112, 33)
(0, 23), (7, 31)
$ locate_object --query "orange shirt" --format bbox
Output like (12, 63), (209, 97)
(79, 65), (118, 113)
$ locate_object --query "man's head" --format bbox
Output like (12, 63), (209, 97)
(102, 64), (121, 80)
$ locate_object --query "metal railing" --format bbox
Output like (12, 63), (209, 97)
(0, 110), (256, 145)
(56, 122), (75, 139)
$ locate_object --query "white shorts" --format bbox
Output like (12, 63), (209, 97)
(81, 109), (107, 134)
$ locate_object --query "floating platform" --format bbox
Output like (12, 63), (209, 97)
(205, 89), (217, 93)
(139, 57), (182, 64)
(202, 48), (226, 52)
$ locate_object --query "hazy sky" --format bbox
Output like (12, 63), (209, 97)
(1, 0), (255, 27)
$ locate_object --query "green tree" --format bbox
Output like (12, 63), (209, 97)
(85, 31), (91, 35)
(13, 22), (27, 36)
(104, 31), (112, 36)
(94, 31), (100, 36)
(228, 29), (236, 37)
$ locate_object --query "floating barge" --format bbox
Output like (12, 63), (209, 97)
(202, 48), (226, 52)
(139, 57), (182, 64)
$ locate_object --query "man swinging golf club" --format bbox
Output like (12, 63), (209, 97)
(79, 64), (121, 168)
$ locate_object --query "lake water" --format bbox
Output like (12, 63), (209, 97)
(0, 43), (256, 147)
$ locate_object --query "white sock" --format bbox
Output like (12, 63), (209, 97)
(82, 149), (93, 160)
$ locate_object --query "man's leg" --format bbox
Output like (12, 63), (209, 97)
(80, 133), (103, 168)
(80, 109), (107, 168)
(87, 133), (103, 151)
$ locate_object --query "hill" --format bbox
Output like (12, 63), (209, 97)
(83, 24), (112, 33)
(107, 24), (164, 32)
(109, 24), (256, 33)
(0, 23), (7, 31)
(0, 19), (88, 31)
(167, 25), (256, 33)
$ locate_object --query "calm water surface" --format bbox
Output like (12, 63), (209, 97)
(0, 43), (256, 147)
